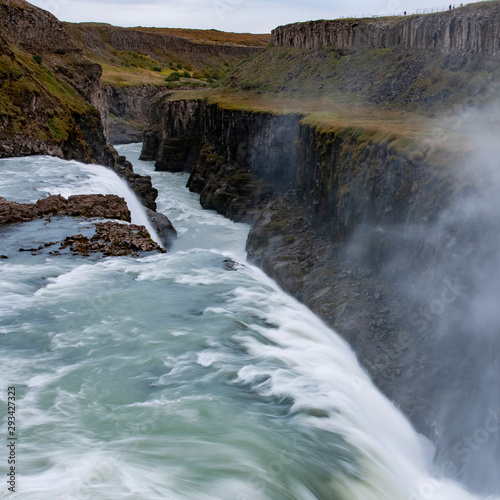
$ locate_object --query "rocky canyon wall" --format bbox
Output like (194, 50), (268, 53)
(0, 0), (112, 163)
(141, 98), (300, 221)
(272, 1), (500, 57)
(141, 96), (500, 494)
(106, 85), (167, 144)
(68, 22), (262, 69)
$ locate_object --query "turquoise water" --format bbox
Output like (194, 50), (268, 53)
(0, 145), (487, 499)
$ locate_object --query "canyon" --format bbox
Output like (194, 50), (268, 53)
(0, 0), (263, 209)
(2, 0), (500, 494)
(139, 3), (500, 493)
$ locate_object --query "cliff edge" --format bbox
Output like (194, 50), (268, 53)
(272, 1), (500, 56)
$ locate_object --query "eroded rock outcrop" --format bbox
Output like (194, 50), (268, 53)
(145, 207), (177, 250)
(0, 0), (112, 164)
(61, 221), (165, 256)
(0, 194), (131, 225)
(106, 86), (167, 144)
(0, 193), (173, 257)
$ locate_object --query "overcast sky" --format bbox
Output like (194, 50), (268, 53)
(28, 0), (475, 33)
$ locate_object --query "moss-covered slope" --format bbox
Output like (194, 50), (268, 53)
(0, 0), (112, 163)
(220, 43), (499, 113)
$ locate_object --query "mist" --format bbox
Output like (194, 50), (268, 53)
(345, 104), (500, 495)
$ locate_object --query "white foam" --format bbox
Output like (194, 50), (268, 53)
(0, 155), (162, 245)
(54, 163), (162, 246)
(2, 149), (494, 500)
(225, 263), (483, 500)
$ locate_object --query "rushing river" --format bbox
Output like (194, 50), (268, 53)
(0, 144), (492, 500)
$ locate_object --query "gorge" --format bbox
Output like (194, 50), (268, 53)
(1, 0), (500, 498)
(139, 3), (500, 495)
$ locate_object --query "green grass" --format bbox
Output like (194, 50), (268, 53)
(160, 84), (481, 170)
(162, 35), (500, 167)
(217, 43), (500, 116)
(64, 22), (263, 88)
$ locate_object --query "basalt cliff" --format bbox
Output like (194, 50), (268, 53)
(272, 2), (500, 56)
(141, 2), (500, 494)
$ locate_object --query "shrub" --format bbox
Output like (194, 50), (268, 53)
(183, 71), (190, 78)
(32, 54), (42, 65)
(165, 71), (181, 82)
(152, 66), (162, 72)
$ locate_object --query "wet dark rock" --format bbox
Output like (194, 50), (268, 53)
(60, 221), (165, 257)
(223, 258), (239, 271)
(119, 170), (158, 212)
(140, 130), (161, 162)
(145, 208), (177, 250)
(0, 194), (175, 258)
(188, 159), (274, 224)
(106, 85), (167, 145)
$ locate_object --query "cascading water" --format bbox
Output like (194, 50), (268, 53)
(0, 145), (496, 500)
(0, 155), (161, 245)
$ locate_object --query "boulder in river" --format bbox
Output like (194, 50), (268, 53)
(61, 221), (166, 257)
(0, 194), (131, 225)
(145, 208), (177, 250)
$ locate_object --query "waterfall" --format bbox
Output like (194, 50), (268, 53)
(0, 147), (497, 500)
(0, 155), (161, 245)
(46, 160), (162, 246)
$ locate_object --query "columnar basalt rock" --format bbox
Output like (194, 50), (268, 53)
(142, 98), (301, 222)
(272, 2), (500, 57)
